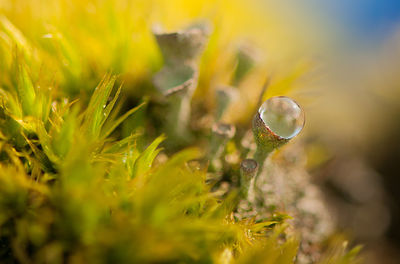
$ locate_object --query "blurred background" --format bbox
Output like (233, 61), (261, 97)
(1, 0), (400, 263)
(276, 1), (400, 263)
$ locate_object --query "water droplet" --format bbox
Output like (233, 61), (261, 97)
(259, 96), (305, 139)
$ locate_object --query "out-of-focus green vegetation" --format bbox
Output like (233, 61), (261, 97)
(0, 59), (297, 262)
(0, 0), (363, 263)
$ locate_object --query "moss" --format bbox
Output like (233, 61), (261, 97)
(0, 1), (361, 263)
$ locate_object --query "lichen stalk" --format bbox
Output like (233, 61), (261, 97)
(239, 159), (258, 199)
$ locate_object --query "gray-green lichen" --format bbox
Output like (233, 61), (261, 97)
(152, 23), (211, 141)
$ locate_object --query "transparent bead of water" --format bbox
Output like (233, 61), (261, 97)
(259, 96), (305, 139)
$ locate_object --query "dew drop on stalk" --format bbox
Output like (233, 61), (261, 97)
(259, 96), (305, 139)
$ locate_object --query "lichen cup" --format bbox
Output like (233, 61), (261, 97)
(252, 96), (305, 170)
